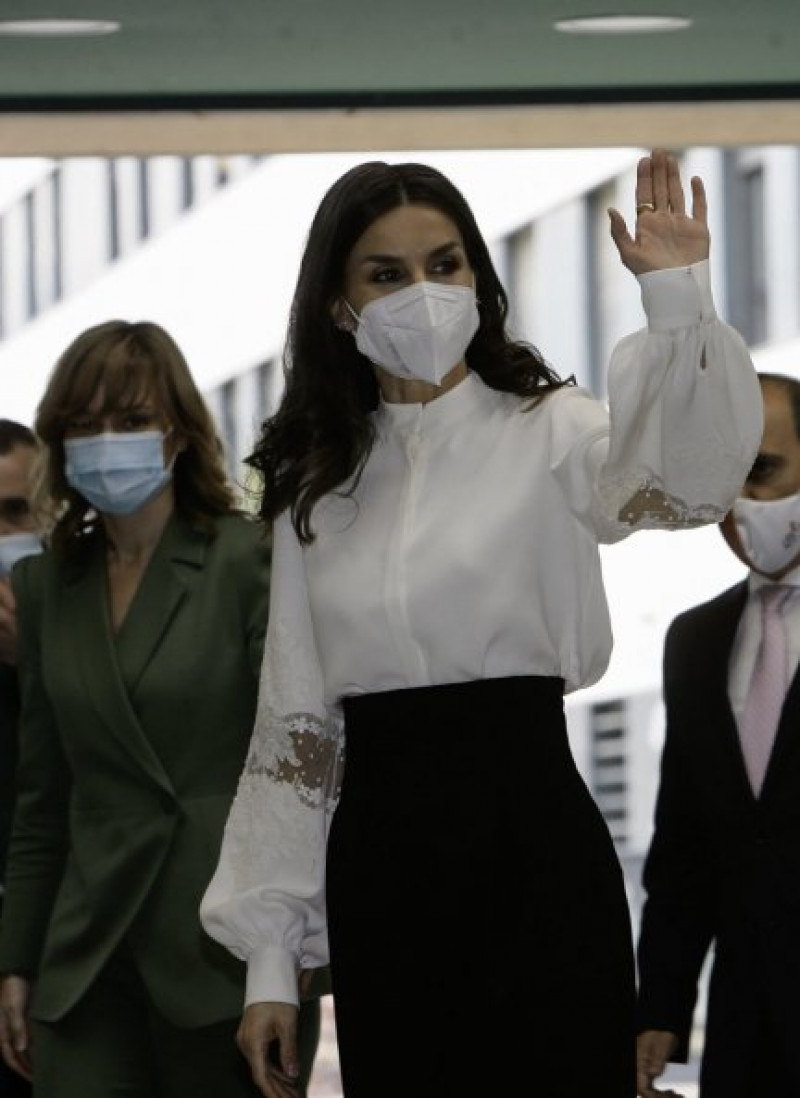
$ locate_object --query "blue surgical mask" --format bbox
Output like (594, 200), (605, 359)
(0, 532), (42, 578)
(64, 430), (174, 516)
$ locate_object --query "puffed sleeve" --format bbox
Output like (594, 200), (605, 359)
(551, 260), (763, 544)
(599, 259), (763, 538)
(200, 512), (343, 1007)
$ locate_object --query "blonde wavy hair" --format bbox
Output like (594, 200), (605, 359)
(34, 319), (237, 550)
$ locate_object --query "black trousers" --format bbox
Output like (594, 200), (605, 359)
(701, 989), (800, 1098)
(328, 676), (636, 1097)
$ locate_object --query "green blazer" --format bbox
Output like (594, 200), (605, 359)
(0, 512), (270, 1027)
(0, 663), (20, 892)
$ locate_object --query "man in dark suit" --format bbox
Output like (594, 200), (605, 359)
(636, 371), (800, 1098)
(0, 420), (40, 1098)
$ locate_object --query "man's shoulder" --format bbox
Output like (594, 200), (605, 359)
(667, 580), (748, 644)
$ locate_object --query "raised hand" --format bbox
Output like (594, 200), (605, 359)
(608, 148), (709, 276)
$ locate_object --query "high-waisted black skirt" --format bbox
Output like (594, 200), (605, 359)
(327, 676), (636, 1097)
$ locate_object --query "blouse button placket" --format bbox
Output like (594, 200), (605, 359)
(385, 417), (429, 685)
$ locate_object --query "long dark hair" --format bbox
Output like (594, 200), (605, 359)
(248, 161), (570, 542)
(36, 320), (237, 550)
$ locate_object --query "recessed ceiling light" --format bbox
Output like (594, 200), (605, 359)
(0, 19), (120, 37)
(554, 14), (692, 34)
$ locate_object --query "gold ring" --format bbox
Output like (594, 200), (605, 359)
(636, 202), (656, 214)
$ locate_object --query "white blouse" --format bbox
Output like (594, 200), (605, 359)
(200, 260), (763, 1008)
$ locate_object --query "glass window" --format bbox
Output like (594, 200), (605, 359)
(180, 157), (195, 211)
(107, 159), (120, 261)
(220, 377), (238, 476)
(137, 158), (150, 241)
(0, 216), (5, 339)
(584, 182), (618, 398)
(723, 149), (768, 346)
(28, 171), (62, 313)
(23, 191), (36, 319)
(590, 699), (628, 848)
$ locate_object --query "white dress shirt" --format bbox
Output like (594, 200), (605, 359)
(201, 260), (764, 1008)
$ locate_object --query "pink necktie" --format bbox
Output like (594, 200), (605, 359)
(739, 585), (795, 796)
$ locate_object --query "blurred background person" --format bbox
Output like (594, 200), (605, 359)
(0, 421), (42, 663)
(637, 373), (800, 1098)
(0, 418), (41, 1098)
(0, 321), (322, 1098)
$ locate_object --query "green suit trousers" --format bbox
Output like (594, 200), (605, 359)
(30, 948), (321, 1098)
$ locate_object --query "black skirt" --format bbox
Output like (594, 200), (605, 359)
(327, 676), (636, 1097)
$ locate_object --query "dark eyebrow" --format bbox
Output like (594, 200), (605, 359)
(360, 240), (463, 265)
(429, 240), (462, 257)
(359, 253), (401, 265)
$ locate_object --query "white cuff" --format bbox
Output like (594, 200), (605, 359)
(638, 259), (716, 333)
(245, 944), (299, 1008)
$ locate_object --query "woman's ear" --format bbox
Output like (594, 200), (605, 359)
(331, 298), (356, 333)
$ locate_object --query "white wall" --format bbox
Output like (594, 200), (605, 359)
(0, 147), (641, 424)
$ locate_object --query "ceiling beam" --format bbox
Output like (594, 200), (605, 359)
(0, 100), (798, 157)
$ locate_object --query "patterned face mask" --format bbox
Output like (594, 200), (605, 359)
(733, 490), (800, 575)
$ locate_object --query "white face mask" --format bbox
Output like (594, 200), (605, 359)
(0, 532), (42, 578)
(733, 491), (800, 575)
(347, 280), (480, 386)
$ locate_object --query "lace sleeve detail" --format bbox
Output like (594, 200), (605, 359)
(225, 674), (344, 900)
(242, 706), (343, 807)
(242, 611), (344, 813)
(596, 471), (729, 533)
(200, 516), (342, 1006)
(591, 275), (762, 544)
